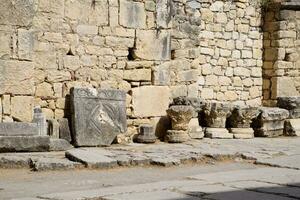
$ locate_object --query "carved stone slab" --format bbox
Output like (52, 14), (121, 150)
(71, 87), (127, 147)
(0, 122), (38, 136)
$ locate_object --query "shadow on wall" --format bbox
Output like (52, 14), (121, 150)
(150, 183), (300, 200)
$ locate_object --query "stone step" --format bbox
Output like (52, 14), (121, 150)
(0, 122), (39, 136)
(0, 136), (50, 152)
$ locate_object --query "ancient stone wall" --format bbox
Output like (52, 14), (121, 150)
(0, 0), (263, 138)
(263, 1), (300, 106)
(171, 0), (263, 106)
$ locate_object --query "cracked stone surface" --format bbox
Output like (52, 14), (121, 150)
(0, 138), (300, 171)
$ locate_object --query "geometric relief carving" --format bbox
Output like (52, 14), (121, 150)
(71, 87), (127, 147)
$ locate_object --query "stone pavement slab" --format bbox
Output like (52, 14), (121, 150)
(255, 154), (300, 170)
(225, 180), (300, 199)
(27, 167), (300, 200)
(102, 190), (200, 200)
(65, 148), (118, 168)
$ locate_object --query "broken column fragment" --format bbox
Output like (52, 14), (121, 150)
(203, 102), (233, 139)
(228, 106), (260, 139)
(71, 87), (127, 147)
(252, 107), (289, 137)
(165, 105), (193, 143)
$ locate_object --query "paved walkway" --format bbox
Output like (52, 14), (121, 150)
(0, 137), (300, 199)
(1, 137), (300, 170)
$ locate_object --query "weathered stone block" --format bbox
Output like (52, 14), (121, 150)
(18, 29), (34, 60)
(0, 136), (50, 152)
(271, 77), (299, 99)
(0, 0), (36, 26)
(0, 31), (11, 58)
(65, 0), (108, 26)
(58, 118), (72, 142)
(71, 87), (127, 147)
(135, 30), (171, 61)
(0, 122), (38, 136)
(132, 86), (170, 117)
(0, 60), (34, 95)
(123, 69), (152, 81)
(119, 0), (146, 28)
(188, 118), (204, 139)
(204, 128), (233, 139)
(11, 96), (34, 122)
(156, 0), (173, 28)
(252, 107), (289, 137)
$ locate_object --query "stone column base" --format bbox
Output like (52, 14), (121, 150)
(229, 128), (254, 139)
(165, 130), (190, 143)
(204, 128), (233, 139)
(136, 134), (156, 143)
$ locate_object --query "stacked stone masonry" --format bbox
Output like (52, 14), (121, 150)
(0, 0), (298, 142)
(263, 0), (300, 106)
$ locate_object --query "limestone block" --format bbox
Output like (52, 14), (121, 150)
(271, 77), (299, 99)
(201, 88), (214, 99)
(38, 0), (64, 16)
(71, 87), (127, 146)
(132, 86), (170, 117)
(0, 60), (34, 95)
(156, 0), (172, 28)
(58, 118), (72, 142)
(17, 29), (34, 60)
(47, 70), (72, 83)
(170, 85), (188, 98)
(11, 96), (34, 122)
(119, 0), (146, 28)
(188, 118), (204, 139)
(123, 69), (151, 82)
(205, 128), (233, 139)
(135, 30), (171, 61)
(63, 56), (81, 71)
(105, 36), (134, 48)
(2, 95), (11, 115)
(76, 25), (98, 36)
(0, 122), (38, 136)
(65, 0), (108, 26)
(0, 31), (11, 58)
(0, 136), (50, 152)
(35, 82), (54, 97)
(152, 63), (170, 86)
(178, 70), (198, 82)
(0, 0), (36, 26)
(34, 52), (57, 70)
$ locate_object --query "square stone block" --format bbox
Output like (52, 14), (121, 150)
(0, 0), (36, 26)
(71, 87), (127, 147)
(119, 0), (146, 28)
(135, 30), (171, 61)
(132, 86), (170, 118)
(0, 60), (34, 95)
